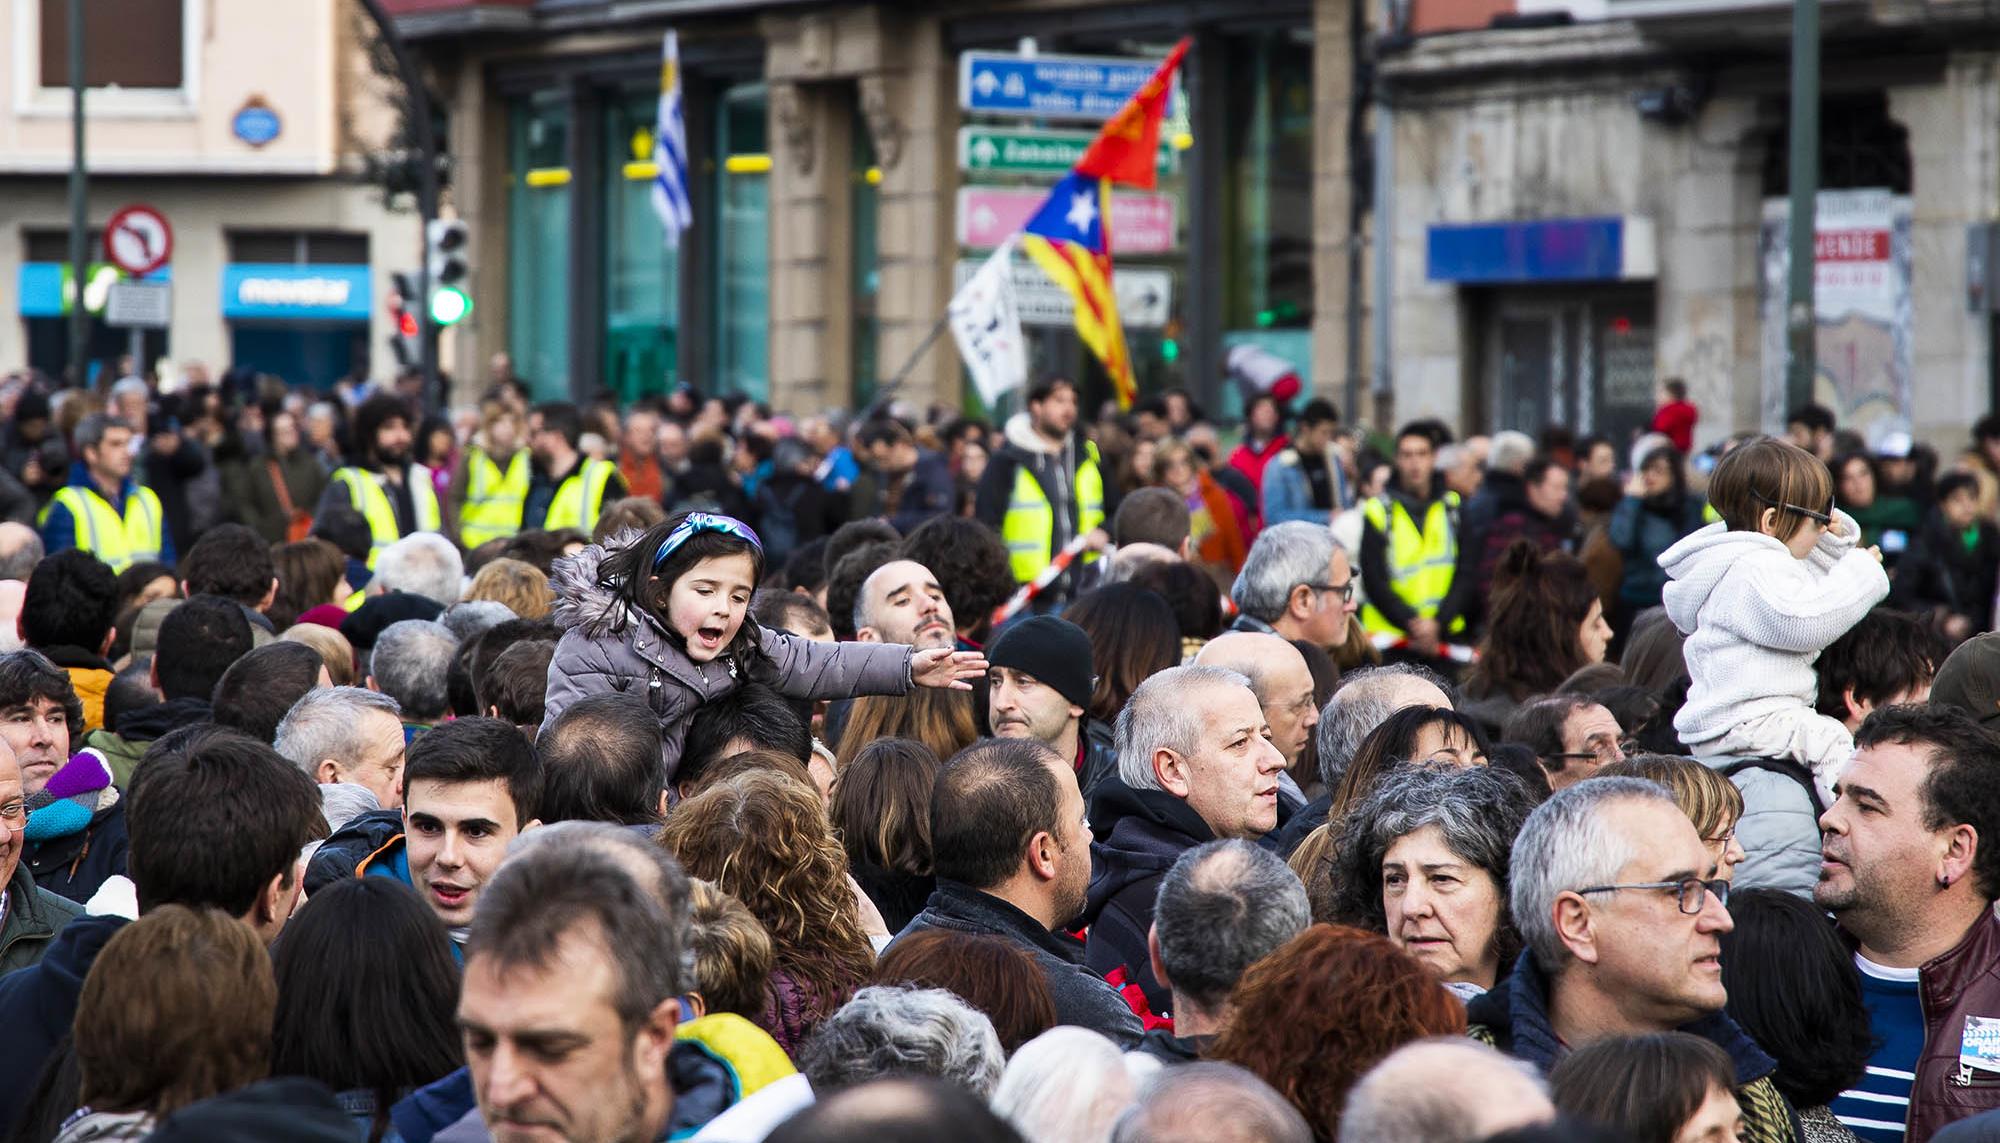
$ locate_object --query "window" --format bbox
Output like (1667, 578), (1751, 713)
(713, 82), (768, 403)
(602, 90), (681, 404)
(23, 228), (102, 262)
(226, 232), (370, 265)
(508, 91), (573, 400)
(37, 0), (184, 90)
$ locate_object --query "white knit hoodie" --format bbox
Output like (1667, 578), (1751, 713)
(1659, 510), (1890, 749)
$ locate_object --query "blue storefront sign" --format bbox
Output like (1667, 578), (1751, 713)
(1426, 217), (1645, 283)
(17, 263), (171, 317)
(221, 263), (371, 322)
(958, 50), (1176, 121)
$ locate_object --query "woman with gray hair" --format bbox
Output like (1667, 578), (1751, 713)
(1328, 763), (1539, 999)
(992, 1027), (1158, 1143)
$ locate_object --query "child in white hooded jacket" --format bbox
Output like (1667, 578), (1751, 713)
(1659, 438), (1889, 801)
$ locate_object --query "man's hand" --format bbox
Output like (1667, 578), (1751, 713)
(1084, 527), (1111, 553)
(912, 649), (987, 690)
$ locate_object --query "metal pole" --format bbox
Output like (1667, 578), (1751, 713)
(66, 0), (88, 388)
(1784, 0), (1820, 418)
(355, 0), (440, 411)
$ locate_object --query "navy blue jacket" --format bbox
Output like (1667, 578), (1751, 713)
(1082, 778), (1216, 1017)
(25, 798), (128, 907)
(0, 913), (128, 1133)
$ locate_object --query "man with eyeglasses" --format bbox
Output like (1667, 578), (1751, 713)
(1501, 693), (1629, 792)
(1467, 777), (1797, 1143)
(1228, 520), (1359, 653)
(1816, 706), (2000, 1143)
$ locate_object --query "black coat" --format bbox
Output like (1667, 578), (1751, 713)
(26, 798), (128, 906)
(1082, 778), (1217, 1016)
(1894, 512), (2000, 630)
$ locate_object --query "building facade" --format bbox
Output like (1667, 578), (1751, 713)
(0, 0), (422, 387)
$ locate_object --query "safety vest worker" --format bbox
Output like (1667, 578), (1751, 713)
(975, 383), (1106, 587)
(541, 457), (621, 535)
(1358, 426), (1466, 640)
(459, 447), (529, 548)
(328, 466), (442, 569)
(38, 413), (171, 572)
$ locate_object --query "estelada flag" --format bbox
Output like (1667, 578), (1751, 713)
(1074, 38), (1189, 191)
(1021, 171), (1136, 409)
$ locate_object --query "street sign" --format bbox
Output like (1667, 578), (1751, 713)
(957, 127), (1175, 178)
(104, 280), (171, 329)
(959, 50), (1178, 121)
(954, 258), (1174, 329)
(104, 205), (173, 277)
(958, 186), (1178, 254)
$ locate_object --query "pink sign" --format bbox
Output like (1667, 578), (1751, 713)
(957, 186), (1179, 254)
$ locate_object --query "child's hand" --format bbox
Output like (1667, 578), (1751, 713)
(1867, 544), (1884, 563)
(913, 649), (988, 690)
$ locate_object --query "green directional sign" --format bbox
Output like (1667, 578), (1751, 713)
(956, 127), (1177, 178)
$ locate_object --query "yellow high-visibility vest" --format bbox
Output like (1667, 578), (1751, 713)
(1360, 491), (1466, 637)
(999, 442), (1105, 584)
(331, 466), (441, 569)
(460, 448), (528, 548)
(40, 484), (164, 573)
(542, 458), (619, 534)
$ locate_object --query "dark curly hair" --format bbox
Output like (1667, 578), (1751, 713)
(898, 516), (1016, 644)
(1209, 924), (1467, 1139)
(1466, 542), (1602, 703)
(596, 512), (769, 678)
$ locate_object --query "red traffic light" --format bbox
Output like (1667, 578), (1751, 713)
(398, 311), (419, 338)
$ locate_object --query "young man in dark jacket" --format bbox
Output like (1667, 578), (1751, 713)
(0, 651), (125, 905)
(890, 737), (1142, 1046)
(1083, 665), (1287, 1017)
(854, 419), (953, 537)
(974, 377), (1112, 597)
(1893, 471), (2000, 644)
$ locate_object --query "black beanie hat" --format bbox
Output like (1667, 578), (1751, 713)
(987, 615), (1095, 711)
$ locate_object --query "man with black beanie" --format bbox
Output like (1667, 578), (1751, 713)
(985, 615), (1112, 794)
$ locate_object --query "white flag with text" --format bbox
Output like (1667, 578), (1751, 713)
(949, 238), (1028, 407)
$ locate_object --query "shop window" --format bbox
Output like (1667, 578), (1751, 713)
(225, 232), (370, 265)
(38, 0), (184, 90)
(508, 91), (573, 400)
(1761, 91), (1912, 197)
(602, 90), (682, 405)
(23, 229), (103, 262)
(713, 82), (769, 403)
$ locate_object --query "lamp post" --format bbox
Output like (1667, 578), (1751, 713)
(66, 0), (88, 386)
(1784, 0), (1820, 417)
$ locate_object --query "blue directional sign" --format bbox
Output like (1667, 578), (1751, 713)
(958, 50), (1176, 121)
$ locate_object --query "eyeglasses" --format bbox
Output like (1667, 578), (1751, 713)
(1576, 877), (1731, 915)
(1304, 580), (1358, 604)
(1548, 736), (1637, 765)
(653, 512), (762, 568)
(1704, 827), (1737, 848)
(1751, 487), (1834, 527)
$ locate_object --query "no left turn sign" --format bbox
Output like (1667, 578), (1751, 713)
(104, 205), (174, 277)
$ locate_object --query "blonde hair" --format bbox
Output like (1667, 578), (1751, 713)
(1599, 754), (1745, 840)
(466, 558), (552, 620)
(1707, 437), (1835, 542)
(280, 623), (356, 687)
(687, 879), (776, 1018)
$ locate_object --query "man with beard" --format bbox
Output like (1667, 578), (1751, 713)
(525, 401), (625, 534)
(853, 560), (957, 651)
(889, 738), (1142, 1047)
(854, 420), (953, 537)
(318, 394), (444, 569)
(1816, 706), (2000, 1141)
(985, 616), (1108, 794)
(976, 376), (1109, 597)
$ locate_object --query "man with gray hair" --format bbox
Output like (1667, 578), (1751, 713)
(1465, 777), (1795, 1143)
(367, 619), (458, 728)
(1337, 1038), (1553, 1143)
(1111, 1061), (1311, 1143)
(0, 523), (43, 582)
(455, 825), (698, 1143)
(796, 986), (1005, 1099)
(372, 532), (464, 609)
(275, 686), (407, 810)
(1227, 521), (1358, 653)
(1271, 662), (1454, 857)
(1084, 665), (1286, 1016)
(1140, 839), (1309, 1064)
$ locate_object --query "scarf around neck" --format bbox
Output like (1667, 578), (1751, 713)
(25, 751), (116, 842)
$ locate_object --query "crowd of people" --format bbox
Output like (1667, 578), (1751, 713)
(5, 354), (2000, 1142)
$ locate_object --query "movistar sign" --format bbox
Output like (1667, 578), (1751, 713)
(221, 264), (372, 321)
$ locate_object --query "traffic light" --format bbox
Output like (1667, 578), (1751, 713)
(426, 219), (471, 327)
(387, 271), (419, 366)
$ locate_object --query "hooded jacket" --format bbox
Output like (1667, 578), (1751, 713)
(1660, 512), (1889, 749)
(1081, 777), (1218, 1017)
(540, 537), (913, 781)
(0, 912), (129, 1133)
(0, 862), (84, 974)
(1467, 950), (1799, 1143)
(37, 646), (112, 734)
(893, 879), (1144, 1047)
(85, 696), (214, 788)
(975, 413), (1102, 560)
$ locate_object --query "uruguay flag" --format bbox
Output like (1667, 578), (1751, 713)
(651, 31), (693, 247)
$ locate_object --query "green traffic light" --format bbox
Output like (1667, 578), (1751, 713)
(430, 285), (472, 326)
(1161, 338), (1181, 363)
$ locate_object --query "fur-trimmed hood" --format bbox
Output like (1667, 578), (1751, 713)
(548, 530), (664, 644)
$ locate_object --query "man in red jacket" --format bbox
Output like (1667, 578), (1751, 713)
(1650, 378), (1699, 453)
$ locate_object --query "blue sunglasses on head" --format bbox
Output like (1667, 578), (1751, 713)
(653, 512), (762, 569)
